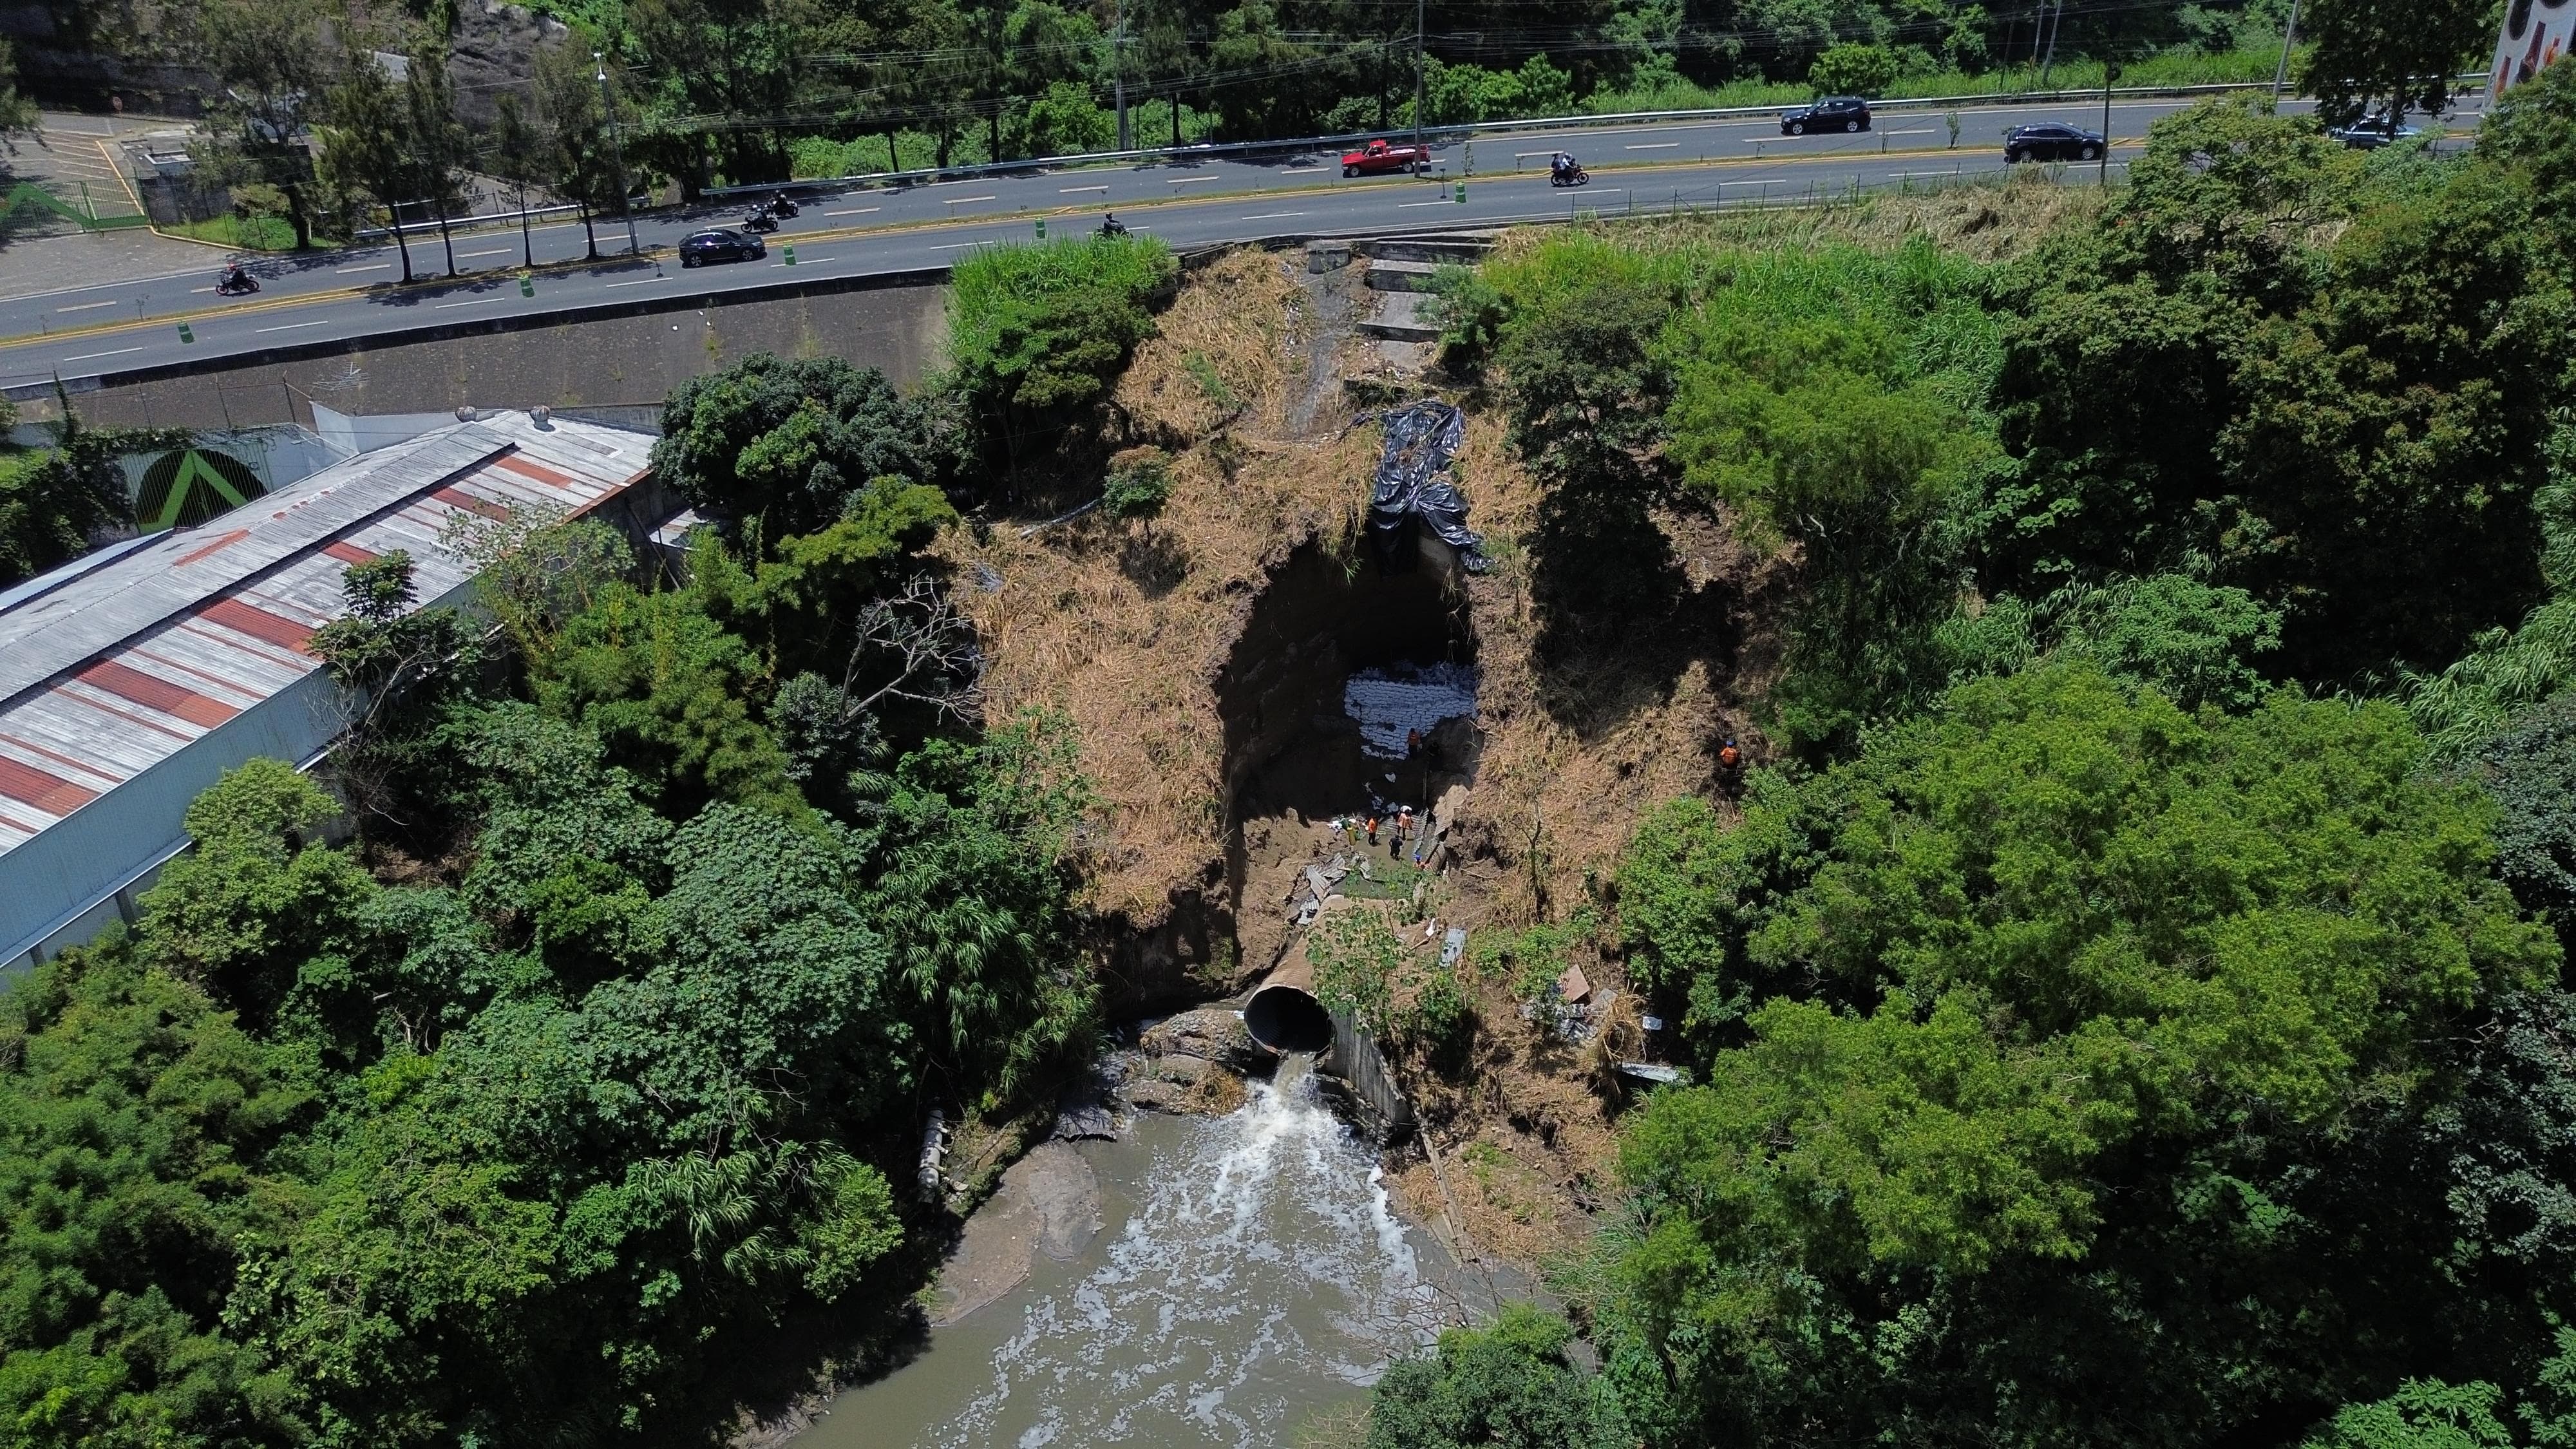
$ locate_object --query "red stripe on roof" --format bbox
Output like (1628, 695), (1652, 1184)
(491, 452), (580, 488)
(323, 540), (380, 564)
(0, 756), (96, 815)
(74, 659), (240, 728)
(59, 688), (195, 743)
(431, 484), (511, 522)
(0, 808), (48, 838)
(123, 645), (265, 704)
(0, 732), (125, 788)
(198, 597), (317, 654)
(174, 529), (252, 567)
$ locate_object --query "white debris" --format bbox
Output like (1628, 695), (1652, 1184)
(1342, 661), (1479, 758)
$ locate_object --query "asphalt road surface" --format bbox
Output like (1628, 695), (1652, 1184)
(0, 92), (2472, 392)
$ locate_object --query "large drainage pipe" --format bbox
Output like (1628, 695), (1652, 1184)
(1244, 958), (1335, 1055)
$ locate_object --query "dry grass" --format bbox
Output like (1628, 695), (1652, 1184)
(940, 248), (1379, 922)
(1489, 164), (2107, 267)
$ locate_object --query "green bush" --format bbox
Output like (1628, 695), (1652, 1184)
(943, 234), (1178, 455)
(1808, 43), (1901, 97)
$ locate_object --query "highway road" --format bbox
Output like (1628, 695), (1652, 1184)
(0, 91), (2467, 392)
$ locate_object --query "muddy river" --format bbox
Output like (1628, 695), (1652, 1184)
(795, 1070), (1502, 1448)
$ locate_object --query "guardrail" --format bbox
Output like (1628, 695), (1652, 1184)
(702, 79), (2311, 201)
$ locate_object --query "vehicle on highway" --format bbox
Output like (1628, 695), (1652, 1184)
(679, 228), (767, 267)
(1341, 138), (1432, 176)
(740, 207), (781, 234)
(1100, 213), (1129, 237)
(1781, 96), (1872, 134)
(2003, 122), (2107, 162)
(2329, 119), (2423, 149)
(762, 192), (800, 218)
(1549, 152), (1590, 187)
(214, 262), (259, 296)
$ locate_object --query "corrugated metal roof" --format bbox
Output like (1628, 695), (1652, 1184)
(0, 412), (652, 859)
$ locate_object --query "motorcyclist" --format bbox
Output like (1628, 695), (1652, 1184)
(766, 191), (799, 217)
(1549, 151), (1577, 181)
(218, 261), (255, 293)
(1099, 213), (1128, 237)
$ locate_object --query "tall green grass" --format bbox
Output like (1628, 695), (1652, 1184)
(1584, 44), (2295, 115)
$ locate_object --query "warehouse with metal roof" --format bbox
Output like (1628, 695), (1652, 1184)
(0, 410), (662, 972)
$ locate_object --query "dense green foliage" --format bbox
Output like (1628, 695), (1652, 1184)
(942, 235), (1178, 464)
(1367, 1303), (1629, 1449)
(0, 348), (1097, 1444)
(1603, 665), (2562, 1447)
(0, 415), (191, 589)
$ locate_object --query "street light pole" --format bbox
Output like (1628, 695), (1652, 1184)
(594, 50), (640, 258)
(2271, 0), (2302, 99)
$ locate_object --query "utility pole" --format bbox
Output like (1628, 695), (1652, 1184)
(594, 51), (640, 258)
(2271, 0), (2302, 99)
(1113, 0), (1130, 151)
(1411, 0), (1426, 156)
(2038, 0), (2063, 88)
(2101, 60), (2119, 185)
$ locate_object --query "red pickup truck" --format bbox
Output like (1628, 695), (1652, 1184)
(1341, 138), (1432, 177)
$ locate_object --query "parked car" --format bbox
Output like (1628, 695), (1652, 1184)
(2328, 120), (2423, 149)
(1341, 138), (1432, 176)
(2003, 122), (2107, 162)
(1781, 96), (1872, 135)
(679, 228), (767, 267)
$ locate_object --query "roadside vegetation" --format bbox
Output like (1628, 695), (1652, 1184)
(0, 235), (1173, 1443)
(1347, 60), (2576, 1449)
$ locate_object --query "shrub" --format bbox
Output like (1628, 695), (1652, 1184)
(1808, 43), (1902, 97)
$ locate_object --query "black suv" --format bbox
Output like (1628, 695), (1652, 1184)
(1781, 96), (1872, 135)
(679, 228), (766, 267)
(2003, 122), (2107, 162)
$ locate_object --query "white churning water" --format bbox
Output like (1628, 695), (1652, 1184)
(1341, 661), (1479, 759)
(923, 1074), (1443, 1449)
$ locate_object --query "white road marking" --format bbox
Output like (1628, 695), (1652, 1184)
(190, 285), (216, 293)
(771, 257), (834, 265)
(942, 194), (998, 204)
(826, 205), (880, 215)
(928, 240), (990, 250)
(1625, 142), (1680, 149)
(1282, 166), (1323, 173)
(434, 298), (500, 308)
(1168, 175), (1216, 185)
(336, 262), (392, 273)
(255, 319), (330, 332)
(1060, 184), (1109, 193)
(604, 277), (663, 287)
(1242, 211), (1305, 220)
(459, 247), (512, 258)
(60, 345), (143, 362)
(55, 299), (118, 312)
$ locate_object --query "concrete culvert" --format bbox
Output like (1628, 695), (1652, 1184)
(1244, 960), (1334, 1055)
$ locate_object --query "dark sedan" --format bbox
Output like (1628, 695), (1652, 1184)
(2004, 122), (2107, 162)
(2329, 121), (2423, 149)
(679, 228), (767, 267)
(1781, 96), (1872, 135)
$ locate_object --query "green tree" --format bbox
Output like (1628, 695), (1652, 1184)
(1103, 446), (1173, 539)
(943, 235), (1178, 464)
(317, 46), (424, 283)
(402, 38), (472, 277)
(1607, 663), (2559, 1447)
(1367, 1303), (1629, 1449)
(653, 352), (958, 540)
(486, 91), (547, 269)
(2297, 0), (2493, 129)
(0, 947), (312, 1446)
(198, 0), (325, 249)
(533, 37), (618, 261)
(1808, 42), (1900, 95)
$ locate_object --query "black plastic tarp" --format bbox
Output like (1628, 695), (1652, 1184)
(1365, 399), (1486, 571)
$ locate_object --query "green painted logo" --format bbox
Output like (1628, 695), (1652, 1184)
(133, 448), (267, 533)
